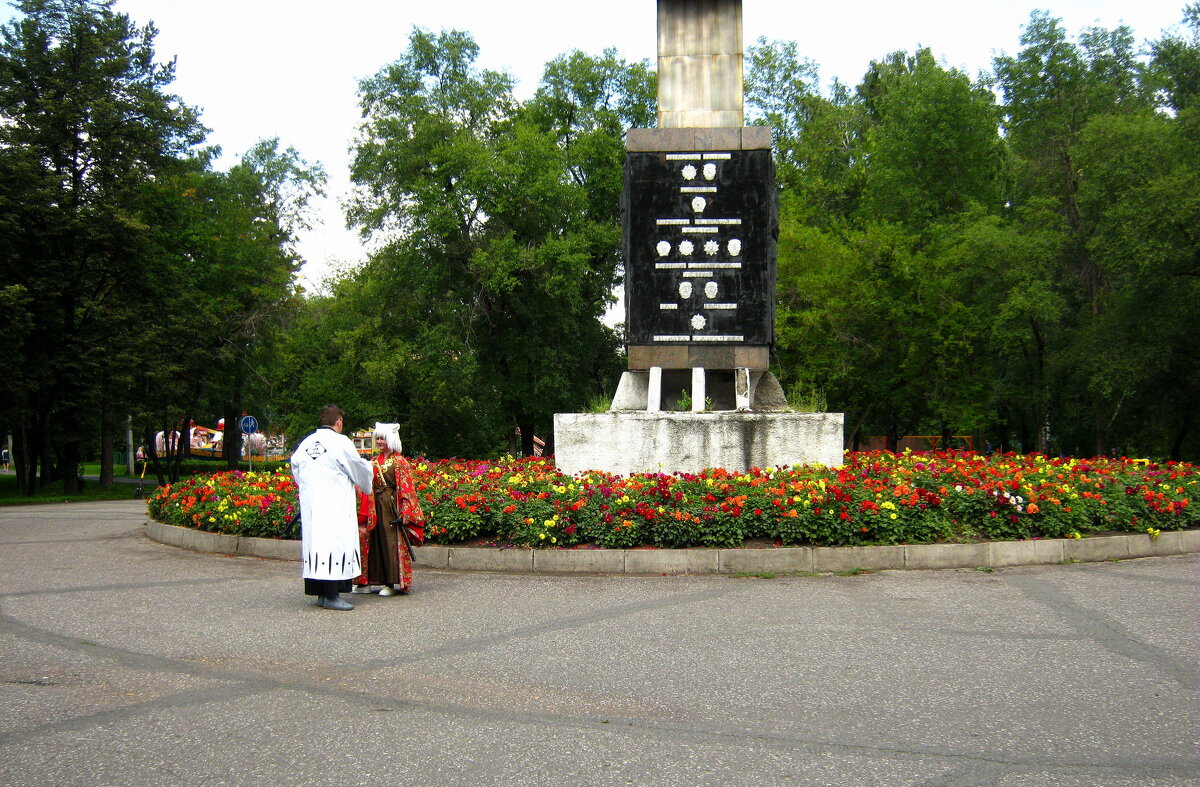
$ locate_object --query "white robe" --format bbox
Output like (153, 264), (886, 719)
(290, 427), (373, 581)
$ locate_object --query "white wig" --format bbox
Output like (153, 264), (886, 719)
(373, 422), (403, 454)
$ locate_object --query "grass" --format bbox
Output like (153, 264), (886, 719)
(583, 392), (612, 414)
(0, 473), (141, 505)
(729, 569), (833, 579)
(786, 385), (828, 413)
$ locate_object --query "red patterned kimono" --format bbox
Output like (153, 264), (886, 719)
(354, 453), (426, 592)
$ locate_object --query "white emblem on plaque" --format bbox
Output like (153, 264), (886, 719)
(681, 164), (697, 180)
(727, 238), (742, 256)
(678, 240), (694, 256)
(704, 281), (718, 299)
(691, 196), (707, 213)
(690, 314), (707, 330)
(656, 240), (671, 257)
(678, 281), (693, 299)
(703, 162), (717, 180)
(703, 240), (719, 256)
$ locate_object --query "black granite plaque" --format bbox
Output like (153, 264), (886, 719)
(623, 148), (777, 347)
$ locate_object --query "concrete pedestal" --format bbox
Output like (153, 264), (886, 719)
(553, 411), (844, 476)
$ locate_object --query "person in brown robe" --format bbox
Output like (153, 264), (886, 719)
(352, 422), (425, 595)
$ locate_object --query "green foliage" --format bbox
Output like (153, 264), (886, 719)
(275, 29), (653, 457)
(0, 1), (322, 493)
(786, 385), (827, 413)
(759, 10), (1200, 460)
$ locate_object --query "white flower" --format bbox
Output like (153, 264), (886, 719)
(681, 164), (697, 180)
(678, 281), (693, 299)
(703, 240), (719, 256)
(678, 240), (694, 256)
(690, 314), (707, 330)
(656, 240), (671, 257)
(704, 281), (718, 299)
(691, 196), (707, 213)
(703, 162), (717, 180)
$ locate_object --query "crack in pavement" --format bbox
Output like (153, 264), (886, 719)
(0, 576), (265, 598)
(1, 606), (1195, 780)
(1078, 564), (1200, 587)
(1006, 573), (1197, 689)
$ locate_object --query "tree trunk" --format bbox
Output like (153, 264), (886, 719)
(170, 414), (191, 483)
(846, 401), (877, 453)
(144, 426), (166, 487)
(885, 401), (900, 453)
(62, 437), (82, 494)
(99, 399), (115, 488)
(14, 421), (34, 496)
(223, 404), (241, 471)
(518, 421), (535, 457)
(37, 405), (55, 488)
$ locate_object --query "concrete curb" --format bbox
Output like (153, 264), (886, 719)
(144, 521), (1200, 574)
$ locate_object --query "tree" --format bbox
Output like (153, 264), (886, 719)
(856, 48), (1004, 228)
(131, 140), (324, 483)
(0, 0), (204, 493)
(993, 12), (1168, 455)
(341, 29), (652, 456)
(745, 37), (863, 224)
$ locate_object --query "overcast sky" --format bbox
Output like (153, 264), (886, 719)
(2, 1), (1189, 292)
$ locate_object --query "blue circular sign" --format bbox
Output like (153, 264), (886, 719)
(240, 415), (259, 435)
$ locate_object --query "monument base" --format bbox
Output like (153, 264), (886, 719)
(553, 411), (845, 476)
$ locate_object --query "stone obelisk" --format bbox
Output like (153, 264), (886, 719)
(553, 0), (844, 476)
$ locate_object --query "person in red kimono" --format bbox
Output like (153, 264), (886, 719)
(352, 422), (425, 596)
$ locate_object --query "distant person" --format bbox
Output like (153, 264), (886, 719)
(352, 422), (425, 597)
(290, 405), (373, 611)
(1, 446), (10, 471)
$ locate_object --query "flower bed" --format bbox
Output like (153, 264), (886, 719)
(146, 452), (1197, 549)
(146, 468), (298, 539)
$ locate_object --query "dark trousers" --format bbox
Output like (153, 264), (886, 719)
(304, 578), (351, 598)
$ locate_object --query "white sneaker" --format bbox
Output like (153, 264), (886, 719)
(351, 586), (373, 594)
(377, 586), (396, 596)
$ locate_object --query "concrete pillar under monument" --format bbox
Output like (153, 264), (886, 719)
(553, 0), (844, 475)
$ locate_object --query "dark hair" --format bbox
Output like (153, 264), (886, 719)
(318, 405), (344, 427)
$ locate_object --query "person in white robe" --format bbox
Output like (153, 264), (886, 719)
(290, 405), (373, 610)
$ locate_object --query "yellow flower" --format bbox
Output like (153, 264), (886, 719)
(539, 533), (546, 540)
(890, 513), (898, 520)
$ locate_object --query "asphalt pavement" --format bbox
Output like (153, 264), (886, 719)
(1, 500), (1196, 786)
